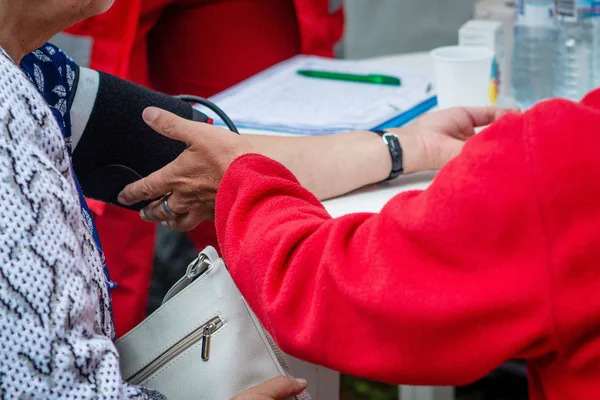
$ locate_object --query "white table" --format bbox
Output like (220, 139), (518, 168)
(247, 52), (454, 400)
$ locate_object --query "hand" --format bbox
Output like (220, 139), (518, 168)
(387, 106), (519, 173)
(117, 107), (254, 232)
(230, 377), (308, 400)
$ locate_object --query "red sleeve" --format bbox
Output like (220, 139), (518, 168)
(215, 112), (558, 386)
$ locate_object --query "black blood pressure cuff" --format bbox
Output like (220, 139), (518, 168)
(71, 67), (211, 210)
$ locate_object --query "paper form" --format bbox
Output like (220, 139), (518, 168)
(196, 55), (436, 135)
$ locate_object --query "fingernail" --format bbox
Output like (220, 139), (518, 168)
(295, 378), (307, 386)
(143, 107), (160, 124)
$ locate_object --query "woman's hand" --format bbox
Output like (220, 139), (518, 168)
(230, 377), (308, 400)
(117, 107), (253, 232)
(388, 106), (519, 174)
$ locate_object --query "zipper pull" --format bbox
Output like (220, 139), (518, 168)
(201, 323), (214, 361)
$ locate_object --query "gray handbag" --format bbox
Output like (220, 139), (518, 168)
(116, 246), (311, 400)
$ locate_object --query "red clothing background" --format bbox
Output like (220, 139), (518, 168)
(66, 0), (343, 338)
(214, 90), (600, 399)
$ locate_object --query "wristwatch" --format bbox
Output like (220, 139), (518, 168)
(374, 130), (404, 181)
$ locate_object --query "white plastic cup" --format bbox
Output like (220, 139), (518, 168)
(431, 46), (495, 110)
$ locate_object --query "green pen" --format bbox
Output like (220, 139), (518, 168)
(297, 69), (401, 86)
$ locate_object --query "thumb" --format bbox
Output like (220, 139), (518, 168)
(142, 107), (201, 145)
(250, 377), (307, 399)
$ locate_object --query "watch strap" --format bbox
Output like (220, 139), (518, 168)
(374, 130), (404, 181)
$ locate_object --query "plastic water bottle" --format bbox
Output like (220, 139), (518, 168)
(555, 1), (600, 101)
(593, 18), (600, 88)
(511, 0), (558, 109)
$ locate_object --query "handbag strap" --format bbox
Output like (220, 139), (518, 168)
(162, 246), (220, 305)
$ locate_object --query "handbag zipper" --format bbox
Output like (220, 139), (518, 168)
(129, 316), (223, 385)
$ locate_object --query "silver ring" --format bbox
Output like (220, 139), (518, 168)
(162, 195), (183, 218)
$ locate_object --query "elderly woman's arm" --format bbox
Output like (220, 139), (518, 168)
(69, 66), (389, 209)
(69, 66), (393, 216)
(73, 65), (515, 225)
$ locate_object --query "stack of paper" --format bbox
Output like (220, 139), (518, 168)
(196, 55), (436, 135)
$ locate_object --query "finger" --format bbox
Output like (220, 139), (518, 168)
(461, 106), (518, 127)
(117, 163), (177, 206)
(142, 107), (209, 145)
(139, 196), (187, 222)
(491, 106), (521, 120)
(245, 377), (307, 399)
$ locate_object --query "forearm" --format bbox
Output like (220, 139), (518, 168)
(244, 129), (427, 200)
(243, 131), (390, 200)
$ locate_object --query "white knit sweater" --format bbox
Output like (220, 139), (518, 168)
(0, 51), (163, 399)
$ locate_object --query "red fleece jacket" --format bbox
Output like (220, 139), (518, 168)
(215, 90), (600, 400)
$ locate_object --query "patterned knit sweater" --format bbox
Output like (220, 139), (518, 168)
(0, 52), (163, 398)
